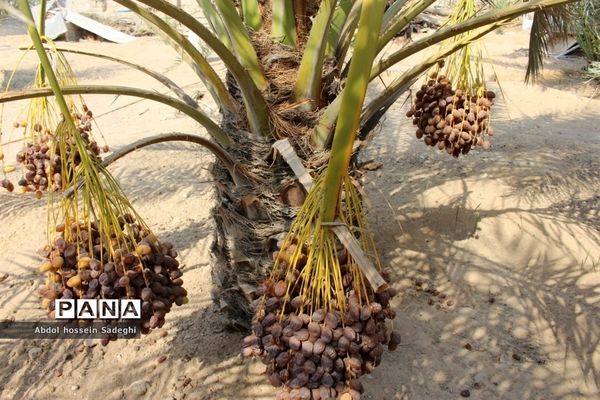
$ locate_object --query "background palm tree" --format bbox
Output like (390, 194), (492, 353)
(572, 0), (599, 62)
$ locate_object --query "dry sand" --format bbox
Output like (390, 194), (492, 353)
(0, 17), (599, 400)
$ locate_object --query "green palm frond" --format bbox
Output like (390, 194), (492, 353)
(525, 4), (573, 83)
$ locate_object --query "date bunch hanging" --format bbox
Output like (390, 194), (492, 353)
(36, 115), (187, 344)
(1, 41), (108, 196)
(407, 0), (497, 157)
(243, 175), (400, 400)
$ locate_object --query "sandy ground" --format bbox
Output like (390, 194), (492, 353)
(0, 15), (599, 400)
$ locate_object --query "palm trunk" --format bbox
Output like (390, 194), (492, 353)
(209, 126), (298, 329)
(208, 23), (338, 329)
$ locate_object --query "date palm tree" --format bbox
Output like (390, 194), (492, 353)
(1, 0), (577, 331)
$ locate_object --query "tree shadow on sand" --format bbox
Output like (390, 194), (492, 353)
(359, 108), (599, 399)
(0, 91), (598, 399)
